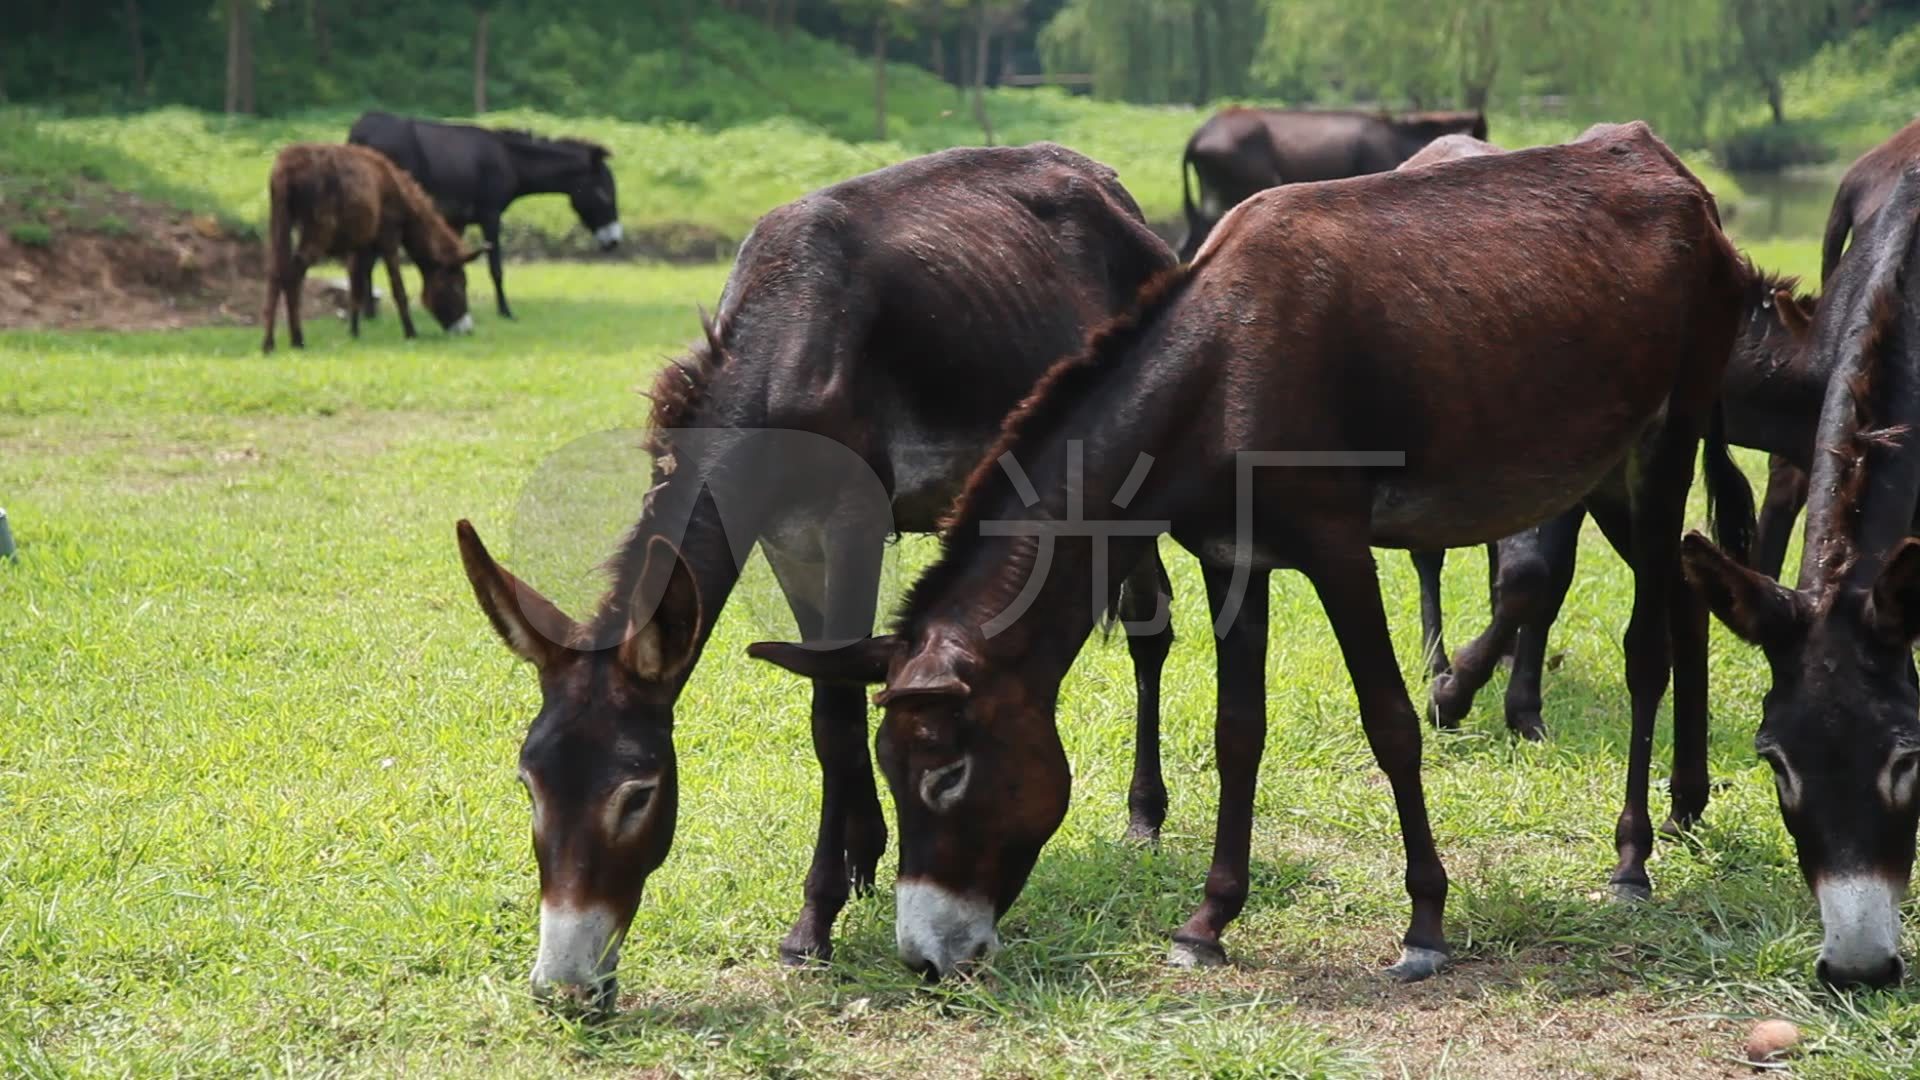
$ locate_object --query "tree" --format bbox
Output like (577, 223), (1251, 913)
(473, 2), (491, 113)
(837, 0), (916, 139)
(1725, 0), (1844, 125)
(222, 0), (254, 115)
(125, 0), (146, 99)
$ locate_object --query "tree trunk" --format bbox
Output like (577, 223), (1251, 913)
(472, 8), (490, 114)
(1190, 1), (1210, 106)
(224, 0), (253, 115)
(1766, 76), (1785, 125)
(930, 29), (945, 85)
(873, 19), (888, 140)
(310, 0), (331, 65)
(126, 0), (146, 99)
(972, 5), (994, 145)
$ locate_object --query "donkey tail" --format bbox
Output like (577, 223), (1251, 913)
(1702, 398), (1757, 566)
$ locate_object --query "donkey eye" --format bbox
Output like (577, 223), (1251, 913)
(1759, 750), (1800, 810)
(1885, 752), (1920, 808)
(609, 778), (659, 836)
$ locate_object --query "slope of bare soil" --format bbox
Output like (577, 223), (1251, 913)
(0, 184), (335, 331)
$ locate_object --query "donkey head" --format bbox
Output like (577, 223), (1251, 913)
(422, 246), (488, 334)
(1684, 533), (1920, 988)
(570, 145), (622, 250)
(750, 625), (1072, 981)
(458, 520), (703, 1009)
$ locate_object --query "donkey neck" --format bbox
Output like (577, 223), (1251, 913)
(1722, 307), (1823, 468)
(502, 141), (591, 198)
(400, 214), (460, 269)
(592, 473), (748, 696)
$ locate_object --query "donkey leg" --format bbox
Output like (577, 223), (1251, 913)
(284, 257), (309, 350)
(260, 271), (282, 354)
(1410, 550), (1449, 680)
(1120, 548), (1175, 844)
(1169, 564), (1268, 969)
(1429, 532), (1535, 730)
(382, 250), (417, 339)
(1306, 541), (1449, 981)
(1590, 433), (1694, 901)
(1752, 455), (1809, 581)
(1501, 507), (1584, 741)
(348, 251), (375, 338)
(1664, 567), (1712, 835)
(766, 527), (887, 966)
(483, 215), (512, 319)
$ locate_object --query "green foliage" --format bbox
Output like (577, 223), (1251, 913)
(8, 222), (54, 247)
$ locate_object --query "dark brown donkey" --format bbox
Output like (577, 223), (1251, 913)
(261, 143), (483, 354)
(1418, 272), (1820, 741)
(455, 143), (1178, 1007)
(1178, 107), (1487, 259)
(1682, 167), (1920, 990)
(753, 123), (1755, 980)
(1741, 121), (1920, 575)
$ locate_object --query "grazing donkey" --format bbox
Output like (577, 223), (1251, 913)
(1418, 272), (1820, 743)
(1178, 107), (1487, 259)
(1738, 121), (1920, 575)
(261, 143), (482, 354)
(455, 143), (1178, 1008)
(753, 123), (1755, 981)
(1682, 167), (1920, 990)
(349, 111), (621, 319)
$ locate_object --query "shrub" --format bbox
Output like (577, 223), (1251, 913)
(9, 222), (54, 247)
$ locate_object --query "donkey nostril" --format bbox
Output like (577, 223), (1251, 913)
(968, 941), (991, 963)
(909, 957), (942, 984)
(1818, 955), (1906, 990)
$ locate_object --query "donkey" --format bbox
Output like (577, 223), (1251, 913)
(1178, 107), (1487, 259)
(1680, 168), (1920, 990)
(454, 143), (1178, 1008)
(752, 123), (1755, 981)
(349, 111), (621, 319)
(1738, 121), (1920, 574)
(261, 143), (483, 355)
(1419, 273), (1821, 743)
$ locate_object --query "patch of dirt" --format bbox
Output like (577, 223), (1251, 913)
(0, 183), (335, 331)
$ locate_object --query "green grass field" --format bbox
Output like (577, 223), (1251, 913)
(7, 245), (1920, 1078)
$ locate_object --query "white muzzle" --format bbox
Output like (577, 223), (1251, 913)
(594, 222), (624, 248)
(449, 313), (475, 336)
(895, 880), (998, 979)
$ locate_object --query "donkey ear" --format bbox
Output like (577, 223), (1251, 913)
(1776, 289), (1812, 336)
(1868, 538), (1920, 643)
(457, 519), (579, 667)
(747, 635), (904, 684)
(1681, 531), (1804, 647)
(619, 534), (703, 683)
(873, 648), (972, 706)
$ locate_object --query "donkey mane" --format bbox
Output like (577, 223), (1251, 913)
(1809, 189), (1920, 593)
(641, 311), (732, 464)
(896, 263), (1197, 630)
(493, 127), (609, 159)
(377, 153), (468, 267)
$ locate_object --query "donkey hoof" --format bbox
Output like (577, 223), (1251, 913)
(1124, 820), (1162, 846)
(777, 937), (832, 968)
(1659, 813), (1701, 840)
(1167, 937), (1228, 969)
(1384, 945), (1448, 983)
(1507, 712), (1547, 742)
(1428, 676), (1467, 730)
(1610, 881), (1653, 904)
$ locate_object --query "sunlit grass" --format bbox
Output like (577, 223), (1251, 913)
(6, 252), (1917, 1076)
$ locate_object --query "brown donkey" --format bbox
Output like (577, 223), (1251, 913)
(753, 123), (1755, 981)
(261, 143), (483, 354)
(1683, 167), (1920, 989)
(455, 143), (1178, 1008)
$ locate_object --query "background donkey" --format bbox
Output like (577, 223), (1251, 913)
(349, 111), (621, 319)
(261, 143), (483, 354)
